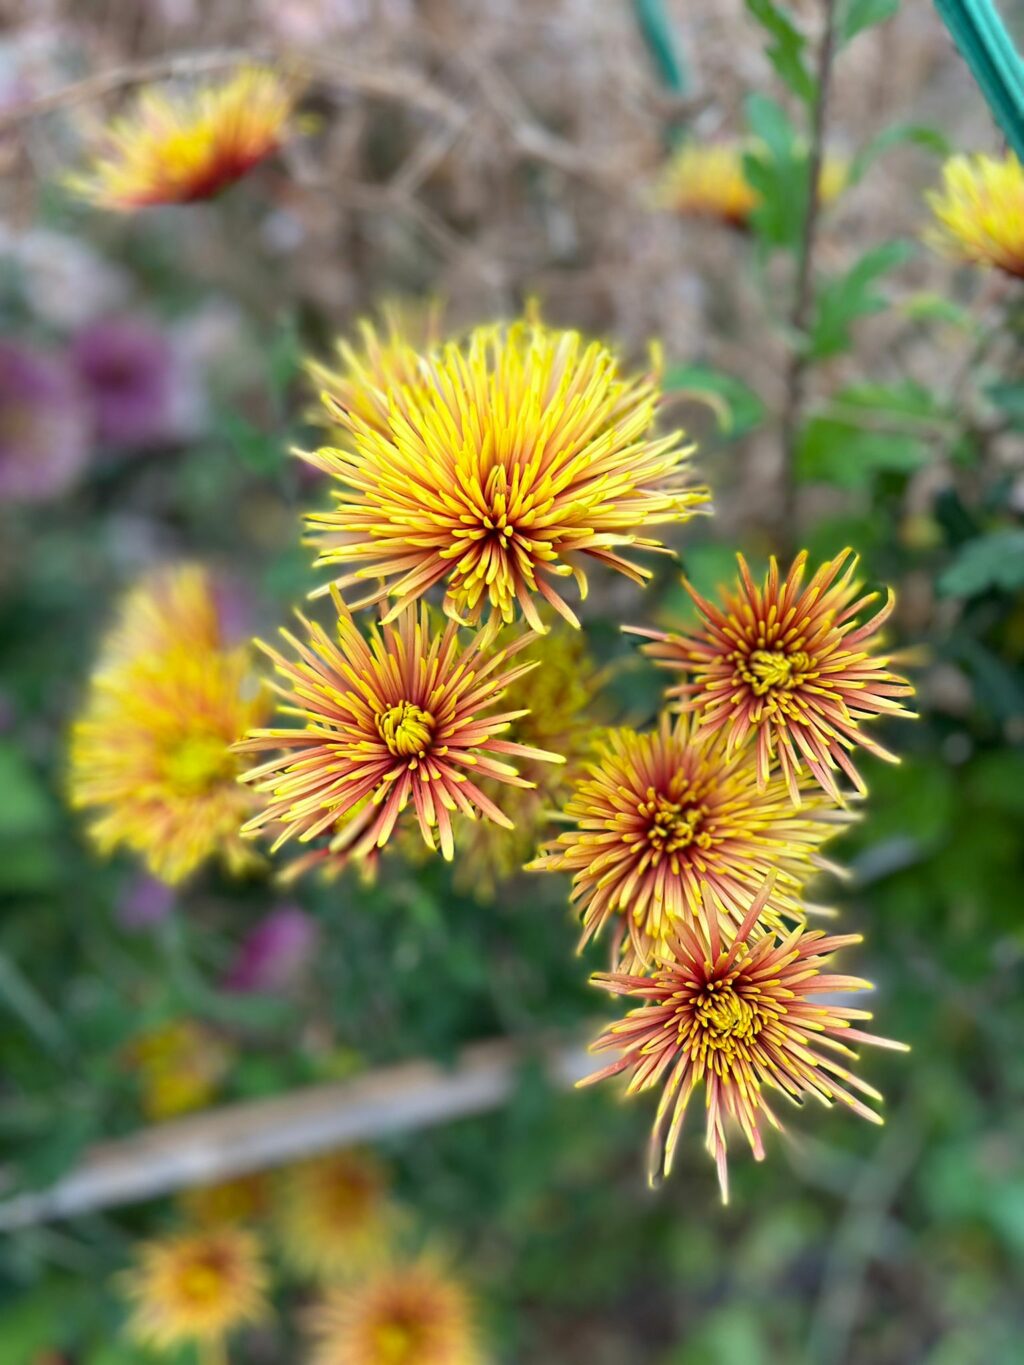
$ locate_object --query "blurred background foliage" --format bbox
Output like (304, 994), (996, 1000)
(0, 0), (1022, 1362)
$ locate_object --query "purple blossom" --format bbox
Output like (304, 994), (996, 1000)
(116, 874), (176, 930)
(0, 340), (90, 503)
(224, 906), (318, 994)
(71, 317), (184, 452)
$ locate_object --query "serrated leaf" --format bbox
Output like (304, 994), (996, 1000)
(797, 381), (938, 487)
(745, 0), (816, 103)
(661, 364), (765, 436)
(806, 239), (913, 359)
(938, 529), (1024, 596)
(839, 0), (900, 46)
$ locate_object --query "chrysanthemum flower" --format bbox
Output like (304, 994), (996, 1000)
(529, 714), (847, 968)
(926, 151), (1024, 278)
(237, 591), (563, 871)
(308, 1254), (482, 1365)
(179, 1173), (270, 1228)
(275, 1150), (396, 1282)
(69, 565), (269, 885)
(656, 141), (847, 229)
(0, 340), (90, 503)
(632, 549), (914, 804)
(451, 628), (606, 898)
(69, 65), (297, 210)
(119, 1226), (268, 1352)
(299, 314), (706, 631)
(125, 1018), (231, 1120)
(308, 300), (445, 438)
(583, 879), (908, 1200)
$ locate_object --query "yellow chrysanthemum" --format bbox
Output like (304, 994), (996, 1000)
(529, 713), (848, 969)
(69, 65), (297, 210)
(308, 300), (446, 438)
(179, 1173), (270, 1228)
(119, 1226), (269, 1352)
(926, 151), (1024, 278)
(308, 1255), (483, 1365)
(450, 628), (606, 898)
(126, 1018), (231, 1121)
(69, 565), (269, 885)
(275, 1150), (397, 1282)
(656, 140), (847, 228)
(299, 313), (707, 631)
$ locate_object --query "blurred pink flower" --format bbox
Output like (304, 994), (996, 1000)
(224, 906), (318, 994)
(116, 874), (176, 930)
(71, 317), (189, 451)
(0, 340), (90, 502)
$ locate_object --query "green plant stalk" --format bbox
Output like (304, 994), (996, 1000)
(934, 0), (1024, 159)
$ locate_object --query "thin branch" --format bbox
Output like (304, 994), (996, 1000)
(0, 1034), (593, 1230)
(778, 0), (839, 544)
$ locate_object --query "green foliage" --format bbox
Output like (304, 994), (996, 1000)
(939, 528), (1024, 595)
(838, 0), (901, 46)
(744, 0), (815, 103)
(806, 240), (913, 358)
(797, 382), (940, 487)
(661, 363), (765, 436)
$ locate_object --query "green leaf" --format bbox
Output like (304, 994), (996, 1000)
(838, 0), (900, 46)
(215, 409), (286, 476)
(797, 383), (939, 487)
(0, 743), (53, 840)
(745, 0), (815, 103)
(900, 291), (976, 329)
(984, 380), (1024, 429)
(847, 122), (951, 184)
(938, 529), (1024, 595)
(806, 239), (913, 359)
(661, 364), (765, 436)
(743, 92), (798, 159)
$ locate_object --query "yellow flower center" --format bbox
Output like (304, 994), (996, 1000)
(373, 1318), (426, 1365)
(694, 983), (762, 1065)
(639, 789), (709, 861)
(744, 648), (812, 696)
(177, 1255), (228, 1307)
(377, 702), (435, 758)
(162, 732), (236, 796)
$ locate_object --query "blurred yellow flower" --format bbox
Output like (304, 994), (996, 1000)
(308, 1254), (483, 1365)
(656, 140), (847, 228)
(126, 1018), (231, 1121)
(69, 65), (297, 209)
(275, 1150), (398, 1282)
(926, 151), (1024, 278)
(69, 565), (269, 885)
(179, 1173), (271, 1227)
(300, 312), (706, 631)
(119, 1225), (268, 1352)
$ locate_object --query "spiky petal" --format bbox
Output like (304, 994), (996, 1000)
(237, 591), (563, 871)
(631, 549), (914, 804)
(926, 151), (1024, 278)
(529, 713), (849, 968)
(299, 314), (707, 631)
(583, 880), (908, 1201)
(274, 1150), (397, 1283)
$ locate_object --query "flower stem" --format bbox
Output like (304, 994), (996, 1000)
(778, 0), (839, 551)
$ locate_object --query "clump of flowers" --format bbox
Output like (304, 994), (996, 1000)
(179, 1173), (271, 1228)
(274, 1150), (398, 1282)
(236, 592), (562, 872)
(307, 1253), (482, 1365)
(631, 549), (914, 803)
(69, 564), (269, 885)
(583, 880), (908, 1200)
(299, 310), (707, 631)
(118, 1225), (269, 1354)
(530, 713), (848, 968)
(69, 65), (298, 210)
(926, 151), (1024, 278)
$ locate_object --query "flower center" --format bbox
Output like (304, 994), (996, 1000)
(743, 647), (812, 696)
(162, 732), (236, 795)
(695, 984), (761, 1056)
(373, 1316), (428, 1365)
(638, 789), (708, 861)
(377, 701), (434, 758)
(177, 1254), (228, 1307)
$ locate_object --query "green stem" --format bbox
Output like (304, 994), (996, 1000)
(778, 0), (839, 547)
(632, 0), (689, 93)
(934, 0), (1024, 159)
